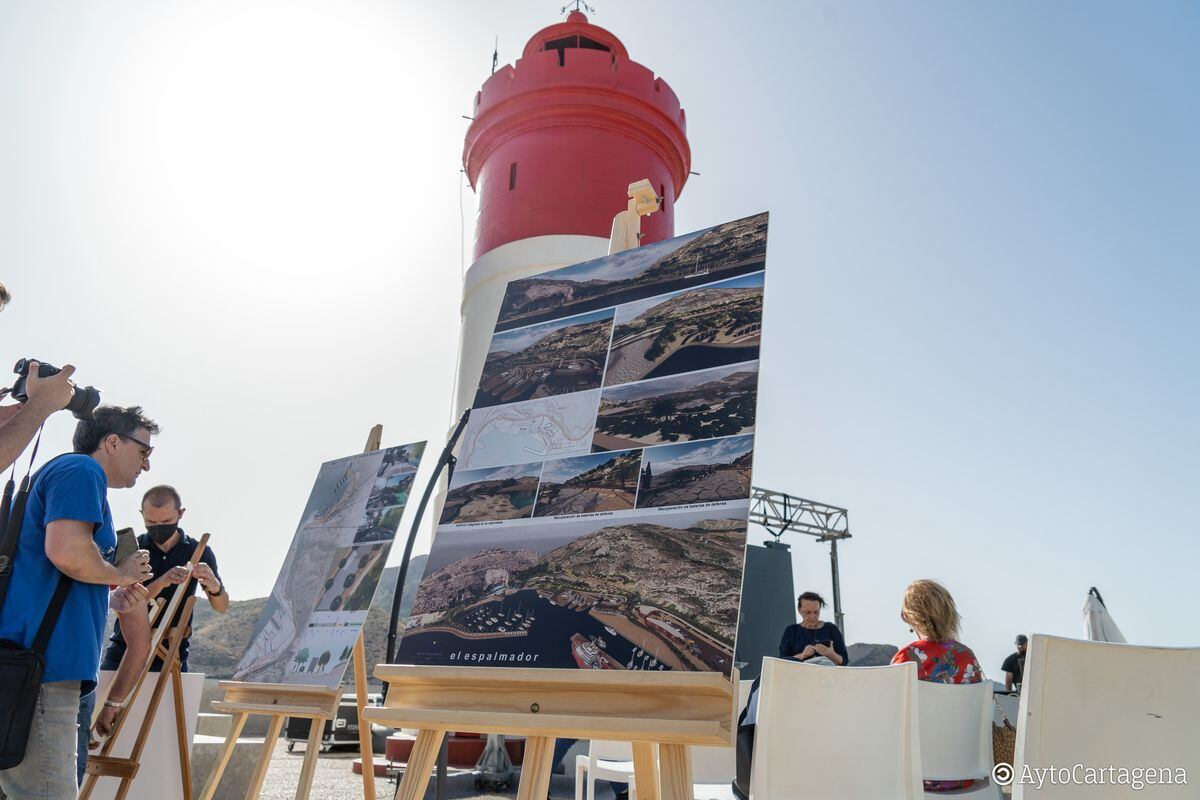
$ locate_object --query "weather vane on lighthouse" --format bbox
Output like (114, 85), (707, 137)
(561, 0), (595, 14)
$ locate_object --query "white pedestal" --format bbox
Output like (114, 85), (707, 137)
(89, 669), (205, 800)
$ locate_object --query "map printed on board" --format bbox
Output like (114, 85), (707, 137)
(398, 213), (768, 677)
(233, 442), (426, 688)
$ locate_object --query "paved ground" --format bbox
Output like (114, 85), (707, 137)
(260, 741), (621, 800)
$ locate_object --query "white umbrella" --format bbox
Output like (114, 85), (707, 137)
(1083, 586), (1126, 643)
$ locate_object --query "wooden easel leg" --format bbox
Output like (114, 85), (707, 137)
(657, 744), (692, 800)
(393, 729), (445, 800)
(80, 772), (100, 800)
(352, 635), (376, 800)
(294, 717), (325, 800)
(199, 711), (247, 800)
(244, 715), (284, 800)
(632, 741), (661, 800)
(515, 736), (554, 800)
(114, 773), (136, 800)
(171, 665), (193, 800)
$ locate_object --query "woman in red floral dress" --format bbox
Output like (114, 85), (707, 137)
(891, 579), (985, 792)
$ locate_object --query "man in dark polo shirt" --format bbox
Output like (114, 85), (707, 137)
(100, 485), (227, 679)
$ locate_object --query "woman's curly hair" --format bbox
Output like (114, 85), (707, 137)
(902, 579), (961, 642)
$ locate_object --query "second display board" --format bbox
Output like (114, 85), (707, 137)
(398, 212), (769, 676)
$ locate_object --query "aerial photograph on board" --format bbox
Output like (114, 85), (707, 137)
(440, 462), (541, 524)
(591, 360), (759, 451)
(397, 507), (748, 675)
(533, 449), (642, 516)
(474, 308), (615, 409)
(602, 271), (764, 388)
(232, 442), (425, 687)
(314, 542), (389, 613)
(496, 212), (769, 331)
(636, 435), (755, 508)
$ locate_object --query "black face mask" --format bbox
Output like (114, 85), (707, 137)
(146, 523), (178, 545)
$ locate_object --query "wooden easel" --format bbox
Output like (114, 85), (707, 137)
(364, 665), (740, 800)
(199, 427), (384, 800)
(82, 533), (212, 800)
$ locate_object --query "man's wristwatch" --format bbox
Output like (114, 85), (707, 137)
(205, 582), (224, 597)
(104, 699), (125, 710)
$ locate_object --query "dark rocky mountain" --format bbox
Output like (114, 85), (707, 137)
(847, 642), (899, 666)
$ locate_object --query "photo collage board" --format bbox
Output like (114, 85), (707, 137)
(233, 441), (426, 688)
(398, 212), (769, 676)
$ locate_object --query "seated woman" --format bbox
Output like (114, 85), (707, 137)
(732, 591), (848, 800)
(890, 579), (984, 792)
(779, 590), (849, 666)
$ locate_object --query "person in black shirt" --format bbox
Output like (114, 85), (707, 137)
(1001, 634), (1028, 691)
(778, 590), (849, 666)
(99, 485), (226, 681)
(732, 591), (848, 799)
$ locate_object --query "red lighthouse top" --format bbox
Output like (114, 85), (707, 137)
(463, 12), (691, 260)
(521, 11), (629, 59)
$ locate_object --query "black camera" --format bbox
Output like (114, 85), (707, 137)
(10, 358), (100, 419)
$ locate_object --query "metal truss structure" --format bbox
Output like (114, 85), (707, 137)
(749, 486), (851, 634)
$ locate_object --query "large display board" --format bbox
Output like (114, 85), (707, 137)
(399, 213), (768, 677)
(233, 442), (426, 688)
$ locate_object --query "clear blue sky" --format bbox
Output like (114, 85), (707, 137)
(1, 1), (1196, 676)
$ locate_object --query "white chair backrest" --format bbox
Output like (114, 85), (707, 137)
(589, 739), (633, 762)
(916, 680), (994, 781)
(750, 658), (922, 799)
(1013, 635), (1200, 799)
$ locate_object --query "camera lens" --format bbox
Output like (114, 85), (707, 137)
(67, 385), (101, 419)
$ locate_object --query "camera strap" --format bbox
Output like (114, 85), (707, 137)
(30, 574), (73, 656)
(0, 427), (78, 654)
(0, 426), (46, 618)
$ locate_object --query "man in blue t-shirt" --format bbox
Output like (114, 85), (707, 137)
(0, 405), (158, 798)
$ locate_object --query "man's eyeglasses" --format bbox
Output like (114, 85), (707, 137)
(119, 433), (153, 460)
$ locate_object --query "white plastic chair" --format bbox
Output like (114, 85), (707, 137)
(750, 657), (923, 799)
(575, 739), (635, 800)
(689, 679), (753, 800)
(1013, 635), (1200, 799)
(916, 681), (1002, 798)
